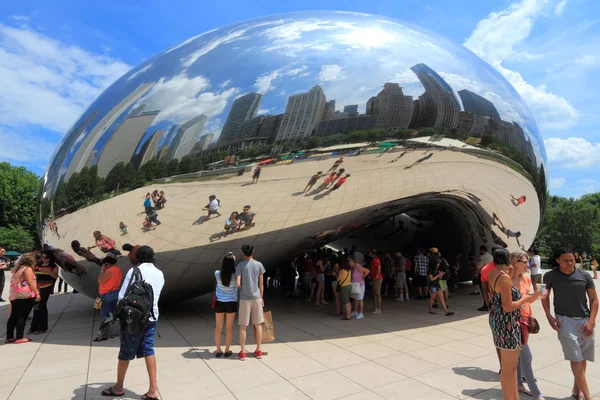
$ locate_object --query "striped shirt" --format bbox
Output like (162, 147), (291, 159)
(414, 254), (429, 276)
(34, 263), (57, 289)
(215, 270), (237, 302)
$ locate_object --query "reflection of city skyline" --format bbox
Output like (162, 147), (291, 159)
(49, 60), (538, 196)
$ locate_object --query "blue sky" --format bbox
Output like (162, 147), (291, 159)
(0, 0), (598, 197)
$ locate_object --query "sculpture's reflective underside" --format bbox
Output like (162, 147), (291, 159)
(39, 11), (548, 302)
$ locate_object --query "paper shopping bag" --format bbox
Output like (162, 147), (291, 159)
(262, 311), (275, 343)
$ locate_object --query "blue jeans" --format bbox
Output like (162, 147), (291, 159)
(100, 290), (119, 319)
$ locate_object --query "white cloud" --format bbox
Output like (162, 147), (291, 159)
(554, 0), (568, 15)
(0, 127), (56, 164)
(11, 15), (30, 23)
(463, 0), (579, 130)
(549, 177), (566, 189)
(126, 63), (153, 81)
(254, 70), (280, 93)
(219, 79), (233, 88)
(181, 28), (249, 68)
(545, 137), (600, 167)
(0, 23), (132, 133)
(256, 108), (272, 115)
(319, 64), (343, 82)
(137, 73), (239, 124)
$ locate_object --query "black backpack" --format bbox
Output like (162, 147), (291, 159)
(116, 267), (155, 336)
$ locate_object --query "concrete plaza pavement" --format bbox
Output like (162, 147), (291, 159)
(2, 275), (600, 400)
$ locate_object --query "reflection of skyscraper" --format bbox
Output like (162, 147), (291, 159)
(197, 133), (215, 151)
(373, 83), (413, 130)
(46, 110), (97, 194)
(366, 97), (376, 115)
(158, 146), (170, 161)
(276, 86), (326, 142)
(136, 130), (165, 169)
(65, 83), (153, 180)
(166, 115), (208, 161)
(458, 90), (500, 119)
(257, 114), (284, 143)
(219, 93), (262, 144)
(324, 100), (336, 121)
(96, 109), (160, 178)
(411, 64), (459, 128)
(84, 150), (98, 168)
(343, 104), (359, 117)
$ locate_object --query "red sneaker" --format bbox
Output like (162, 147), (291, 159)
(238, 352), (247, 361)
(5, 338), (16, 344)
(254, 350), (263, 359)
(15, 338), (32, 344)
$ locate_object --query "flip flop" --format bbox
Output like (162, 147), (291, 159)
(429, 311), (437, 315)
(101, 387), (124, 397)
(340, 316), (352, 320)
(224, 351), (232, 358)
(215, 351), (223, 358)
(141, 395), (159, 400)
(518, 388), (533, 397)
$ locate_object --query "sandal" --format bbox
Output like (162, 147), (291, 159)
(446, 312), (455, 316)
(429, 311), (437, 315)
(141, 395), (159, 400)
(101, 387), (124, 397)
(224, 351), (232, 358)
(215, 351), (223, 358)
(94, 336), (108, 342)
(341, 316), (352, 320)
(518, 387), (533, 397)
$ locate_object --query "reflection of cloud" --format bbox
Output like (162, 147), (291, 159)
(319, 64), (342, 81)
(334, 26), (399, 49)
(549, 177), (566, 189)
(127, 63), (153, 81)
(254, 70), (280, 93)
(554, 0), (568, 16)
(257, 108), (272, 115)
(545, 137), (600, 167)
(139, 73), (239, 124)
(181, 28), (249, 68)
(0, 23), (131, 133)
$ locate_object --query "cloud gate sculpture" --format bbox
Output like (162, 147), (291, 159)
(39, 11), (548, 302)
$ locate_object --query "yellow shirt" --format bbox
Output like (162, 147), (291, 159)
(338, 269), (351, 286)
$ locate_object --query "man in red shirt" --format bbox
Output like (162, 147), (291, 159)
(324, 174), (350, 195)
(370, 249), (383, 314)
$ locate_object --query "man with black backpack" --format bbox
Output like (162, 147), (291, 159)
(101, 246), (164, 400)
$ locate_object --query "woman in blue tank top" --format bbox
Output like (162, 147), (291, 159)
(214, 253), (237, 358)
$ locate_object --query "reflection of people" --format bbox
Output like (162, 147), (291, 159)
(404, 153), (433, 169)
(122, 244), (141, 265)
(238, 205), (255, 230)
(252, 166), (261, 184)
(493, 214), (522, 245)
(303, 171), (322, 193)
(327, 157), (344, 173)
(155, 190), (167, 209)
(388, 151), (407, 163)
(542, 248), (597, 400)
(203, 195), (221, 219)
(90, 231), (122, 256)
(224, 212), (240, 233)
(315, 172), (337, 192)
(324, 174), (350, 195)
(143, 193), (153, 212)
(511, 195), (526, 207)
(119, 222), (128, 235)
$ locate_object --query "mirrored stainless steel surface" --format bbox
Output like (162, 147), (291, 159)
(39, 11), (547, 302)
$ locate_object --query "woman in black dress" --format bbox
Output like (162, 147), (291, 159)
(487, 248), (541, 400)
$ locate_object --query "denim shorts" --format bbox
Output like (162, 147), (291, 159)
(429, 286), (441, 293)
(118, 321), (157, 361)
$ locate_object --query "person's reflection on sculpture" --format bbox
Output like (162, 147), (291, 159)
(323, 174), (350, 196)
(90, 231), (122, 256)
(511, 195), (526, 207)
(237, 205), (256, 230)
(492, 213), (522, 247)
(224, 212), (240, 234)
(388, 151), (407, 163)
(155, 191), (167, 210)
(314, 171), (337, 193)
(122, 243), (141, 265)
(251, 166), (261, 184)
(203, 195), (222, 219)
(303, 171), (322, 193)
(71, 240), (103, 266)
(327, 157), (344, 173)
(404, 153), (433, 169)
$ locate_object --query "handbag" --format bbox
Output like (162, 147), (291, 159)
(12, 279), (35, 300)
(94, 297), (103, 310)
(211, 295), (217, 309)
(351, 282), (361, 295)
(527, 317), (540, 334)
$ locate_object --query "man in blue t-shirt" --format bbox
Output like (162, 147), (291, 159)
(236, 244), (265, 361)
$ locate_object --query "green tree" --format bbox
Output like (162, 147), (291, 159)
(104, 162), (126, 192)
(0, 226), (35, 253)
(0, 162), (39, 235)
(166, 159), (180, 176)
